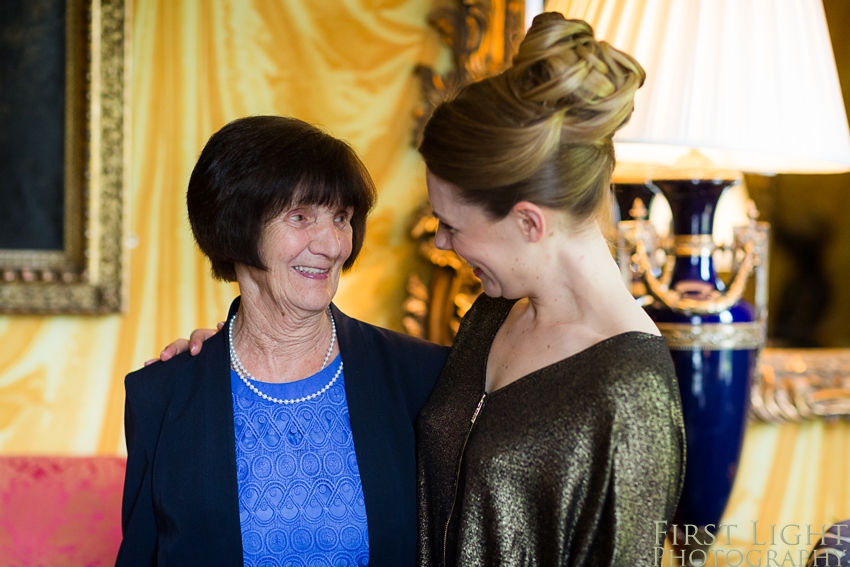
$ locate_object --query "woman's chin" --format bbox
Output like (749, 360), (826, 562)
(295, 293), (335, 312)
(257, 285), (336, 314)
(479, 280), (502, 298)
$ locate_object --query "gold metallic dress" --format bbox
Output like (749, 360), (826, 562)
(417, 295), (685, 567)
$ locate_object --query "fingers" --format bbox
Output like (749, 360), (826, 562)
(144, 358), (159, 367)
(152, 325), (221, 366)
(160, 339), (190, 361)
(187, 327), (219, 356)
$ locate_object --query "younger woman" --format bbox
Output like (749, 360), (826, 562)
(415, 13), (684, 565)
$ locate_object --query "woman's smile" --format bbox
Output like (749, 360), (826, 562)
(293, 265), (332, 279)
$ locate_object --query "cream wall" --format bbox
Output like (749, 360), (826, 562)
(0, 0), (446, 456)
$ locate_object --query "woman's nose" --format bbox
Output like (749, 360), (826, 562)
(309, 219), (342, 257)
(434, 226), (451, 250)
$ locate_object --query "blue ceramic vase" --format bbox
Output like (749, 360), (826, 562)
(614, 182), (660, 222)
(643, 179), (762, 563)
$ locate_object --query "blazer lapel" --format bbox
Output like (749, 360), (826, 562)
(331, 303), (410, 566)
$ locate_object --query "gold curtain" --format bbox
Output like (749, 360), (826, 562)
(0, 0), (445, 455)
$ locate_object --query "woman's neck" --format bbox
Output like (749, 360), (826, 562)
(519, 223), (633, 331)
(231, 289), (335, 383)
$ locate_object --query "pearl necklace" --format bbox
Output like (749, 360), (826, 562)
(228, 308), (342, 404)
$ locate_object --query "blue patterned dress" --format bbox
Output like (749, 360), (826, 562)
(232, 355), (369, 567)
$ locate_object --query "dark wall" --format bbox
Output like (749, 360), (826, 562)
(748, 0), (850, 348)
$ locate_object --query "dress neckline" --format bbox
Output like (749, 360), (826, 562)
(481, 297), (665, 398)
(230, 353), (343, 401)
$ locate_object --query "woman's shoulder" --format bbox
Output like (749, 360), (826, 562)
(124, 351), (197, 413)
(555, 331), (678, 416)
(125, 331), (228, 405)
(595, 333), (682, 434)
(332, 307), (449, 414)
(595, 329), (669, 354)
(454, 294), (517, 340)
(126, 349), (195, 383)
(341, 311), (450, 357)
(587, 331), (675, 384)
(332, 305), (450, 377)
(369, 322), (449, 355)
(532, 333), (682, 460)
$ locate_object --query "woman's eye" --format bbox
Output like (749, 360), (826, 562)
(439, 220), (455, 233)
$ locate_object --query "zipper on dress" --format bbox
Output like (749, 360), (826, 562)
(442, 392), (487, 567)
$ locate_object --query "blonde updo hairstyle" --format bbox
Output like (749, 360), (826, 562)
(419, 13), (645, 225)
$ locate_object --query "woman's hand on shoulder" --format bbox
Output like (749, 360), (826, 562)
(143, 322), (224, 366)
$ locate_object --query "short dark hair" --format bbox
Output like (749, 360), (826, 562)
(187, 116), (377, 281)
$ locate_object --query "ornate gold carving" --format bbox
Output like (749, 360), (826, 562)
(658, 322), (765, 351)
(402, 206), (482, 345)
(404, 0), (523, 342)
(620, 205), (770, 318)
(751, 349), (850, 422)
(413, 0), (525, 144)
(0, 0), (129, 313)
(635, 237), (757, 315)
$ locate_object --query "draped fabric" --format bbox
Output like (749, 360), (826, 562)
(0, 0), (445, 455)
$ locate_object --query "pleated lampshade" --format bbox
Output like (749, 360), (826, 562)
(543, 0), (850, 174)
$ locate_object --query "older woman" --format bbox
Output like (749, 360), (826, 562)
(117, 116), (448, 566)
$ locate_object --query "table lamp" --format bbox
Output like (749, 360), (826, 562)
(544, 0), (850, 564)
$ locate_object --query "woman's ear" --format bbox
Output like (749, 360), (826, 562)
(510, 201), (546, 243)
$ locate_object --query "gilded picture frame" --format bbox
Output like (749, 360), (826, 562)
(0, 0), (129, 314)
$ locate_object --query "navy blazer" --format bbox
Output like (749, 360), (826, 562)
(117, 299), (449, 566)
